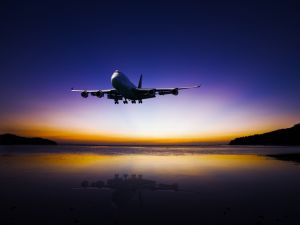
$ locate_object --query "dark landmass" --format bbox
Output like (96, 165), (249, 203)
(0, 133), (57, 145)
(266, 153), (300, 164)
(229, 123), (300, 146)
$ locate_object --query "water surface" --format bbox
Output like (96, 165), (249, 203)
(1, 145), (300, 225)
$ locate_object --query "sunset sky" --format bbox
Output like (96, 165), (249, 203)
(1, 0), (299, 144)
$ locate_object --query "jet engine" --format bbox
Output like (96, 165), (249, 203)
(148, 89), (156, 96)
(134, 88), (156, 98)
(81, 91), (88, 98)
(95, 91), (104, 98)
(158, 88), (179, 95)
(172, 88), (179, 95)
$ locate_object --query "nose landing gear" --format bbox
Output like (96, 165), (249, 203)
(114, 100), (119, 104)
(131, 100), (136, 104)
(138, 100), (143, 104)
(123, 99), (128, 104)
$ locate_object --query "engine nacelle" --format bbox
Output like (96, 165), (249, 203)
(148, 89), (156, 96)
(172, 88), (179, 96)
(81, 91), (88, 98)
(95, 91), (104, 98)
(107, 93), (123, 100)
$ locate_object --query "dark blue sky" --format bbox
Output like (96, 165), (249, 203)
(0, 0), (299, 143)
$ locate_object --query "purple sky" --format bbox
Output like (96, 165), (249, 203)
(0, 0), (299, 143)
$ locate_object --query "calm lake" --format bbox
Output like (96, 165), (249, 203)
(1, 145), (300, 225)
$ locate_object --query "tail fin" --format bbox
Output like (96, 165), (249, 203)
(138, 74), (143, 88)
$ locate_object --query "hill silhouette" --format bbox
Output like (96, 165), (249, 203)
(0, 134), (57, 145)
(229, 123), (300, 146)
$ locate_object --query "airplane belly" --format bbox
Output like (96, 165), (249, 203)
(120, 89), (136, 100)
(112, 77), (137, 100)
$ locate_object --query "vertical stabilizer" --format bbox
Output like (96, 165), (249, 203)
(138, 74), (143, 88)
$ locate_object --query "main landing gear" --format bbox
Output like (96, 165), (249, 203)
(130, 100), (142, 104)
(114, 99), (142, 104)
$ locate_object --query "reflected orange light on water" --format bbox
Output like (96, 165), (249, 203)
(3, 153), (285, 177)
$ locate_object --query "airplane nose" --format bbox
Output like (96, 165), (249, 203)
(111, 70), (120, 81)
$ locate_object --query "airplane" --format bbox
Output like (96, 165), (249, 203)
(71, 70), (201, 104)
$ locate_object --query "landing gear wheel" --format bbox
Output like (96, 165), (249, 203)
(132, 100), (136, 104)
(114, 100), (119, 104)
(138, 100), (142, 104)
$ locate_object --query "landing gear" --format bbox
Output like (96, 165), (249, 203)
(114, 99), (141, 104)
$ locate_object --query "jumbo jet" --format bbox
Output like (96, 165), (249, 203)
(71, 70), (201, 104)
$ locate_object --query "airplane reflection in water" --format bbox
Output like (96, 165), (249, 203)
(80, 174), (178, 208)
(1, 149), (300, 225)
(79, 174), (179, 224)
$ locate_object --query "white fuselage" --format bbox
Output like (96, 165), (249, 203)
(111, 70), (138, 100)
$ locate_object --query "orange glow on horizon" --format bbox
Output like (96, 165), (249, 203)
(1, 124), (293, 144)
(1, 91), (298, 144)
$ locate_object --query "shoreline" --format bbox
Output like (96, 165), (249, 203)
(266, 153), (300, 164)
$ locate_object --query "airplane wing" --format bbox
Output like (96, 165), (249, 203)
(71, 88), (115, 93)
(177, 85), (201, 90)
(154, 85), (201, 96)
(71, 88), (121, 99)
(134, 85), (201, 98)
